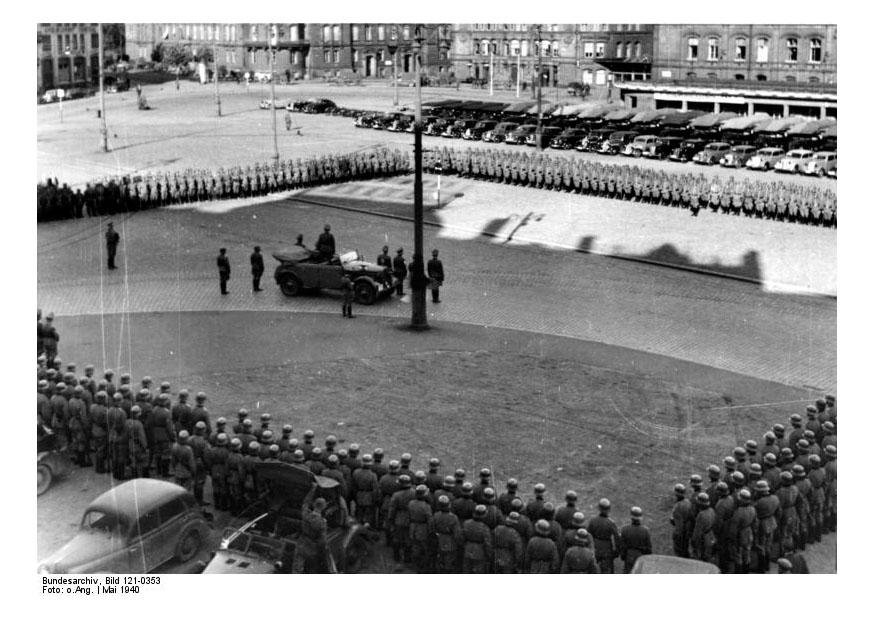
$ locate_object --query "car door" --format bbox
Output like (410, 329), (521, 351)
(127, 507), (163, 572)
(308, 263), (344, 290)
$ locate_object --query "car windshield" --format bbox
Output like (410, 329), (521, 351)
(82, 509), (126, 535)
(339, 250), (362, 264)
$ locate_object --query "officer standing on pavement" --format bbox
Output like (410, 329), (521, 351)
(250, 246), (264, 292)
(376, 246), (391, 270)
(426, 249), (444, 303)
(340, 274), (355, 318)
(619, 506), (652, 573)
(392, 248), (407, 296)
(586, 498), (620, 574)
(105, 222), (121, 270)
(217, 248), (231, 295)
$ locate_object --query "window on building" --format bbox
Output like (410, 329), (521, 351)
(735, 38), (747, 61)
(785, 75), (796, 81)
(734, 73), (745, 80)
(377, 25), (385, 40)
(333, 25), (341, 42)
(552, 40), (559, 57)
(249, 50), (256, 64)
(595, 42), (604, 57)
(634, 41), (641, 57)
(582, 69), (593, 84)
(353, 49), (359, 63)
(389, 25), (397, 40)
(64, 34), (70, 49)
(474, 41), (480, 55)
(323, 26), (330, 42)
(809, 38), (822, 62)
(756, 38), (768, 62)
(91, 33), (98, 49)
(323, 50), (331, 63)
(756, 74), (767, 81)
(595, 69), (606, 84)
(351, 25), (359, 41)
(482, 39), (490, 55)
(403, 25), (410, 40)
(57, 34), (62, 51)
(511, 39), (520, 56)
(809, 75), (820, 83)
(625, 42), (632, 58)
(206, 25), (212, 40)
(708, 37), (719, 61)
(521, 40), (529, 56)
(333, 49), (341, 63)
(615, 41), (623, 57)
(503, 41), (510, 55)
(787, 38), (798, 62)
(41, 35), (51, 52)
(493, 40), (499, 55)
(365, 25), (373, 41)
(583, 42), (593, 58)
(688, 37), (699, 60)
(251, 25), (257, 41)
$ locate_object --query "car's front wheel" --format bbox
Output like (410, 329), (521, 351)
(354, 280), (376, 305)
(37, 463), (52, 496)
(279, 275), (302, 297)
(175, 530), (202, 563)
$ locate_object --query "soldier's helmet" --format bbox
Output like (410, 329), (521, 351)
(754, 480), (770, 494)
(120, 384), (131, 394)
(792, 464), (806, 478)
(506, 511), (520, 525)
(803, 430), (816, 441)
(131, 405), (141, 416)
(238, 408), (249, 419)
(738, 489), (752, 504)
(723, 456), (737, 468)
(262, 430), (273, 441)
(534, 483), (546, 495)
(689, 475), (703, 486)
(805, 405), (817, 415)
(196, 392), (207, 401)
(745, 439), (758, 451)
(764, 431), (777, 442)
(442, 475), (455, 488)
(822, 422), (835, 433)
(506, 478), (518, 490)
(777, 558), (793, 572)
(415, 484), (428, 497)
(242, 419), (253, 428)
(780, 447), (793, 459)
(112, 392), (122, 401)
(230, 438), (242, 449)
(311, 447), (323, 458)
(749, 464), (762, 476)
(461, 482), (474, 496)
(565, 490), (578, 502)
(825, 446), (837, 458)
(483, 488), (496, 500)
(732, 446), (747, 459)
(249, 441), (261, 453)
(716, 482), (729, 496)
(630, 506), (644, 519)
(674, 483), (686, 496)
(338, 449), (349, 459)
(730, 471), (745, 485)
(575, 529), (590, 544)
(38, 379), (48, 390)
(160, 381), (171, 390)
(327, 454), (340, 467)
(362, 454), (373, 464)
(479, 468), (491, 479)
(437, 495), (451, 509)
(282, 424), (293, 433)
(217, 433), (228, 446)
(217, 417), (227, 426)
(141, 376), (152, 386)
(96, 391), (107, 401)
(789, 413), (802, 424)
(269, 444), (280, 455)
(178, 430), (190, 441)
(398, 474), (412, 488)
(326, 435), (338, 446)
(474, 504), (487, 518)
(413, 471), (426, 485)
(104, 369), (115, 378)
(696, 492), (711, 506)
(400, 453), (412, 464)
(454, 468), (466, 480)
(428, 457), (440, 468)
(73, 385), (84, 394)
(510, 498), (524, 511)
(780, 471), (794, 484)
(763, 453), (777, 465)
(179, 389), (189, 398)
(797, 439), (810, 452)
(772, 423), (785, 435)
(195, 421), (207, 433)
(373, 448), (384, 459)
(349, 443), (360, 454)
(598, 498), (611, 510)
(572, 512), (586, 527)
(304, 429), (315, 439)
(293, 450), (305, 463)
(260, 413), (271, 422)
(535, 519), (551, 535)
(389, 460), (400, 471)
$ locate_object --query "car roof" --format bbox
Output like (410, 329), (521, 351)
(813, 151), (836, 156)
(705, 142), (730, 148)
(87, 479), (190, 521)
(787, 149), (814, 155)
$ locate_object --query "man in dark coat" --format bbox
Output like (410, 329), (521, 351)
(250, 246), (264, 292)
(105, 222), (120, 270)
(392, 248), (407, 296)
(316, 224), (336, 261)
(217, 248), (230, 295)
(427, 249), (444, 303)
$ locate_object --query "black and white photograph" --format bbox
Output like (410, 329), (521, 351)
(27, 6), (858, 603)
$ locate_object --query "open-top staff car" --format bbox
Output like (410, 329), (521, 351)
(202, 462), (372, 574)
(273, 247), (397, 305)
(38, 479), (212, 574)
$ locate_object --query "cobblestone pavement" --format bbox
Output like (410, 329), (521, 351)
(37, 183), (836, 392)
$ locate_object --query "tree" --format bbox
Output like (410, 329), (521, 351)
(161, 43), (191, 69)
(193, 46), (213, 64)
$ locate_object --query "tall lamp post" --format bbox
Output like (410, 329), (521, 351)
(97, 27), (108, 151)
(534, 24), (543, 152)
(410, 26), (428, 330)
(390, 25), (399, 107)
(213, 42), (221, 117)
(269, 24), (279, 167)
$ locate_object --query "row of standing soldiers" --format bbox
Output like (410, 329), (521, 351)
(424, 147), (837, 227)
(36, 148), (411, 222)
(669, 396), (837, 573)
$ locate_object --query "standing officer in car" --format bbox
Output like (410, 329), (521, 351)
(250, 246), (264, 292)
(427, 249), (444, 303)
(316, 224), (336, 260)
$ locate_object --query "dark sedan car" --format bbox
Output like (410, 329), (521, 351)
(577, 128), (615, 152)
(425, 117), (452, 136)
(442, 118), (478, 138)
(549, 128), (588, 149)
(600, 130), (639, 155)
(525, 126), (563, 148)
(463, 120), (498, 140)
(505, 124), (538, 145)
(483, 122), (519, 143)
(669, 138), (706, 162)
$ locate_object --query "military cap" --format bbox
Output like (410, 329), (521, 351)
(137, 388), (150, 398)
(733, 446), (747, 458)
(326, 435), (338, 445)
(442, 475), (455, 488)
(120, 372), (131, 382)
(415, 484), (428, 497)
(38, 379), (48, 389)
(249, 441), (261, 453)
(598, 498), (611, 510)
(242, 419), (253, 428)
(373, 448), (384, 457)
(293, 450), (305, 463)
(716, 482), (729, 495)
(689, 475), (703, 485)
(707, 464), (721, 476)
(723, 456), (737, 467)
(131, 405), (142, 414)
(696, 493), (710, 506)
(792, 464), (806, 476)
(217, 433), (229, 446)
(797, 439), (810, 450)
(398, 474), (411, 487)
(805, 405), (817, 414)
(262, 430), (273, 440)
(112, 391), (122, 400)
(438, 495), (451, 508)
(763, 453), (778, 464)
(461, 482), (474, 496)
(195, 421), (207, 431)
(565, 490), (578, 501)
(534, 483), (546, 495)
(362, 454), (374, 464)
(269, 444), (280, 454)
(304, 429), (315, 438)
(84, 364), (95, 372)
(348, 443), (360, 453)
(78, 376), (89, 385)
(454, 468), (466, 480)
(479, 468), (491, 478)
(738, 489), (752, 503)
(96, 391), (107, 400)
(400, 452), (412, 462)
(630, 506), (644, 519)
(327, 454), (339, 466)
(238, 408), (249, 418)
(574, 528), (590, 543)
(789, 413), (802, 423)
(483, 487), (496, 499)
(178, 430), (190, 440)
(428, 457), (440, 467)
(413, 470), (426, 484)
(230, 437), (242, 448)
(535, 519), (551, 535)
(260, 412), (271, 422)
(160, 381), (171, 390)
(764, 431), (777, 441)
(780, 447), (793, 457)
(179, 389), (189, 397)
(510, 498), (524, 510)
(506, 511), (520, 524)
(338, 449), (349, 458)
(572, 512), (586, 527)
(104, 369), (115, 378)
(141, 376), (152, 385)
(196, 392), (207, 401)
(217, 417), (227, 425)
(777, 558), (793, 571)
(312, 447), (323, 457)
(822, 421), (835, 432)
(506, 478), (519, 489)
(473, 504), (488, 518)
(744, 440), (758, 451)
(389, 460), (400, 471)
(825, 445), (837, 457)
(772, 423), (785, 434)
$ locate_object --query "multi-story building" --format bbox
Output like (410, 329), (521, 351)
(308, 23), (452, 80)
(37, 23), (124, 93)
(449, 24), (653, 91)
(618, 24), (837, 117)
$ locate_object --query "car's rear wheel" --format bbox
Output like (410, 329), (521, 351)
(354, 280), (376, 306)
(175, 530), (201, 563)
(279, 275), (302, 297)
(37, 464), (52, 496)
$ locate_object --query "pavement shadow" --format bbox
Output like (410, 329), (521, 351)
(633, 244), (763, 283)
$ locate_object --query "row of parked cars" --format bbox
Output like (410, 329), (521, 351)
(350, 100), (837, 178)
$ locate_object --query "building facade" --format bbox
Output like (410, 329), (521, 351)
(620, 24), (837, 117)
(37, 23), (124, 93)
(449, 24), (653, 91)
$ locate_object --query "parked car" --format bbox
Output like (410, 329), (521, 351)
(354, 112), (379, 128)
(259, 99), (286, 110)
(388, 114), (414, 132)
(202, 462), (373, 574)
(369, 113), (396, 130)
(827, 166), (836, 179)
(463, 120), (498, 140)
(669, 138), (706, 162)
(425, 117), (451, 136)
(643, 135), (684, 159)
(577, 128), (615, 152)
(525, 126), (562, 148)
(692, 142), (732, 165)
(442, 118), (478, 138)
(37, 479), (212, 574)
(600, 130), (639, 155)
(505, 124), (538, 145)
(295, 98), (336, 114)
(483, 122), (519, 143)
(774, 149), (816, 174)
(745, 147), (785, 171)
(623, 134), (659, 157)
(720, 144), (758, 168)
(273, 247), (397, 305)
(37, 427), (73, 496)
(803, 151), (837, 177)
(550, 128), (588, 150)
